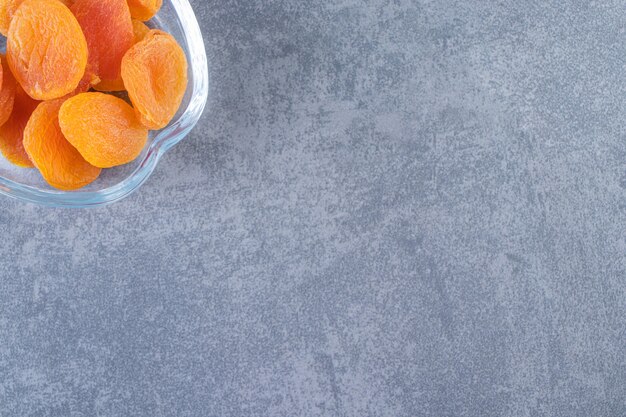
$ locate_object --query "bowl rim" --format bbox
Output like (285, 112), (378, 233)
(0, 0), (209, 208)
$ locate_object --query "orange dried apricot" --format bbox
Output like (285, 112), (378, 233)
(0, 0), (23, 35)
(73, 71), (100, 95)
(131, 18), (150, 43)
(7, 0), (88, 100)
(24, 99), (101, 190)
(122, 30), (188, 129)
(59, 92), (148, 168)
(93, 78), (125, 92)
(0, 83), (38, 167)
(126, 0), (160, 21)
(0, 55), (15, 127)
(58, 68), (101, 100)
(71, 0), (133, 84)
(14, 83), (39, 111)
(0, 0), (75, 35)
(92, 19), (150, 92)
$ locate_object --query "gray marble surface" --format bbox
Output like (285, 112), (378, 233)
(1, 0), (625, 416)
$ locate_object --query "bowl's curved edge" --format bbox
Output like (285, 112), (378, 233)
(0, 0), (209, 208)
(0, 147), (163, 208)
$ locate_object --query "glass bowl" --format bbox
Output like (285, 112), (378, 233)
(0, 0), (208, 207)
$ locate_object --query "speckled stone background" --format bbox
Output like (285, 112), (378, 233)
(1, 1), (625, 416)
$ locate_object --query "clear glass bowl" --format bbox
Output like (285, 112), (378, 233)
(0, 0), (208, 207)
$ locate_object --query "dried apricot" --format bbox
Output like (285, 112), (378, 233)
(7, 0), (88, 100)
(71, 0), (133, 84)
(122, 30), (188, 129)
(0, 0), (75, 35)
(0, 55), (15, 127)
(72, 71), (100, 95)
(59, 92), (148, 168)
(24, 99), (101, 190)
(0, 83), (38, 167)
(0, 0), (22, 35)
(14, 83), (39, 112)
(132, 18), (150, 43)
(93, 78), (125, 92)
(92, 19), (150, 92)
(126, 0), (160, 21)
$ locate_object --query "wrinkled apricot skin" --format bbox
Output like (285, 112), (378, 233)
(122, 30), (188, 129)
(24, 99), (101, 190)
(0, 0), (23, 35)
(126, 0), (160, 21)
(59, 93), (149, 168)
(0, 55), (15, 127)
(0, 84), (38, 167)
(7, 0), (88, 100)
(71, 0), (133, 84)
(0, 0), (74, 36)
(0, 0), (74, 35)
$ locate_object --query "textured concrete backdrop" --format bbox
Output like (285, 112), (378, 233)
(0, 0), (625, 416)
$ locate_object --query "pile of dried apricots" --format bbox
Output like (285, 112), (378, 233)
(0, 0), (187, 190)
